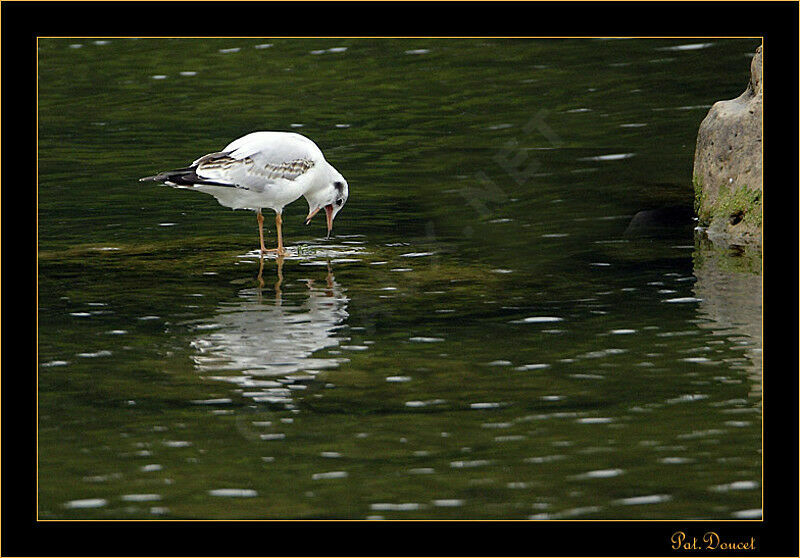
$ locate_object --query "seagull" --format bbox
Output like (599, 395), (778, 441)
(140, 131), (349, 256)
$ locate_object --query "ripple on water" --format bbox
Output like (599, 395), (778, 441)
(525, 454), (566, 464)
(64, 498), (107, 509)
(494, 435), (526, 442)
(470, 402), (507, 410)
(209, 488), (257, 497)
(405, 399), (446, 408)
(579, 153), (635, 162)
(486, 360), (512, 366)
(571, 468), (624, 480)
(510, 316), (563, 324)
(482, 422), (512, 429)
(570, 373), (605, 380)
(121, 494), (161, 502)
(576, 417), (614, 424)
(732, 508), (762, 519)
(450, 459), (492, 468)
(312, 471), (348, 480)
(371, 502), (422, 511)
(616, 494), (672, 505)
(190, 398), (232, 405)
(162, 440), (192, 448)
(432, 499), (464, 507)
(41, 360), (69, 367)
(658, 42), (714, 51)
(578, 348), (627, 359)
(340, 345), (369, 351)
(557, 506), (601, 518)
(76, 350), (112, 358)
(710, 481), (758, 492)
(667, 392), (711, 405)
(682, 357), (719, 365)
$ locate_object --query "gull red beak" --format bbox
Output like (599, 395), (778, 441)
(304, 206), (321, 225)
(324, 204), (334, 239)
(305, 204), (335, 239)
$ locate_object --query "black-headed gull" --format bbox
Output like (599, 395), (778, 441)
(140, 131), (349, 256)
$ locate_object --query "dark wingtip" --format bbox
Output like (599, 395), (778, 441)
(139, 173), (163, 182)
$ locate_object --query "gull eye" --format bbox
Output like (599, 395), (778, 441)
(336, 198), (344, 206)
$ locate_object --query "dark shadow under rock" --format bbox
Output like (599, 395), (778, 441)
(624, 205), (695, 238)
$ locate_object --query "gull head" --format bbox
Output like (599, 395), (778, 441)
(304, 168), (349, 238)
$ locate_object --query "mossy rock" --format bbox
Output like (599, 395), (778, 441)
(694, 177), (762, 243)
(692, 46), (762, 245)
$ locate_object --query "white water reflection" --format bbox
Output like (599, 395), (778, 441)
(188, 257), (350, 405)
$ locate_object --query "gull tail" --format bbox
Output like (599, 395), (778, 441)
(139, 170), (181, 183)
(138, 168), (231, 187)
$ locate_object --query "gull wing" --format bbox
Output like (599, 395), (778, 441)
(193, 132), (321, 192)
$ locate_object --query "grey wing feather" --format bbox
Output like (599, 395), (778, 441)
(194, 132), (319, 191)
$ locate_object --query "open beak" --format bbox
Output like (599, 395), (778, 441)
(305, 204), (335, 239)
(304, 206), (321, 225)
(324, 204), (334, 239)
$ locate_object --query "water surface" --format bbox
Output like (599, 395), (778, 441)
(38, 37), (762, 519)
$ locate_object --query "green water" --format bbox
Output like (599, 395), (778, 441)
(38, 38), (762, 519)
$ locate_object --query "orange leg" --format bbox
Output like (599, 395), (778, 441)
(275, 212), (286, 255)
(256, 210), (268, 254)
(257, 210), (288, 256)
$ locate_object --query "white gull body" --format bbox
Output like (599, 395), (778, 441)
(141, 131), (349, 254)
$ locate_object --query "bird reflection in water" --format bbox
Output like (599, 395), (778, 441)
(190, 255), (349, 407)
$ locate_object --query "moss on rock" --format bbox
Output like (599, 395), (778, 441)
(713, 183), (762, 230)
